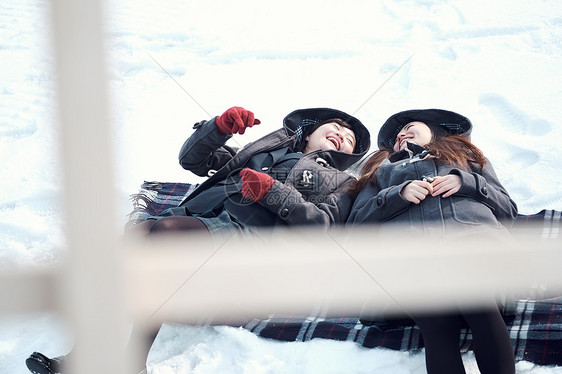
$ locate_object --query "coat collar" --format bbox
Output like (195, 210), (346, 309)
(389, 142), (430, 163)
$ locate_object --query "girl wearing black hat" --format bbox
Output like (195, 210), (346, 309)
(348, 109), (517, 374)
(25, 106), (371, 374)
(131, 106), (371, 239)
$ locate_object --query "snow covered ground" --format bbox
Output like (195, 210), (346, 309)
(1, 0), (562, 372)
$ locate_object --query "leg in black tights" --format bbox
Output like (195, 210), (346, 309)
(131, 216), (209, 236)
(413, 307), (515, 374)
(413, 312), (466, 374)
(462, 308), (515, 374)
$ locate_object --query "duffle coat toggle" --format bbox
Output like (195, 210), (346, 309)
(315, 157), (329, 167)
(397, 148), (435, 168)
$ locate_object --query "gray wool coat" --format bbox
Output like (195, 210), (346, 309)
(347, 143), (518, 235)
(177, 108), (371, 229)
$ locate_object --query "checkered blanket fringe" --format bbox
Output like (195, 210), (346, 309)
(128, 181), (562, 366)
(126, 181), (199, 230)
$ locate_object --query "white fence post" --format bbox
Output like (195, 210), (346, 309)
(48, 0), (127, 373)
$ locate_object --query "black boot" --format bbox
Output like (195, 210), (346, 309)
(26, 351), (149, 374)
(25, 352), (66, 374)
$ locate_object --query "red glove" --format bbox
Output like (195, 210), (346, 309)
(240, 168), (274, 202)
(215, 107), (261, 135)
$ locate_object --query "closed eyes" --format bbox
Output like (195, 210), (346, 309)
(332, 124), (355, 146)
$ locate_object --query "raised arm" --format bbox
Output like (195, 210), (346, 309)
(178, 107), (261, 177)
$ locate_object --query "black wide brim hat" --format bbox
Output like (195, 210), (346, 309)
(283, 107), (371, 155)
(377, 109), (473, 149)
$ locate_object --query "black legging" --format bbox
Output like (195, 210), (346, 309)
(133, 216), (210, 236)
(412, 307), (515, 374)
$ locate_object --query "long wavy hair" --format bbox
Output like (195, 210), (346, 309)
(349, 124), (487, 197)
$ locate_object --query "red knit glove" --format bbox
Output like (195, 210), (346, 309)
(215, 107), (261, 135)
(240, 168), (274, 202)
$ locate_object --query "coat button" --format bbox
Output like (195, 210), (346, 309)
(280, 208), (289, 218)
(481, 186), (488, 195)
(376, 197), (383, 206)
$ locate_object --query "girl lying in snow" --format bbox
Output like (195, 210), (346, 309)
(25, 106), (371, 374)
(347, 108), (518, 374)
(133, 106), (371, 238)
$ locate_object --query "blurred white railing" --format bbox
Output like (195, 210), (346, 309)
(1, 1), (562, 374)
(46, 0), (127, 372)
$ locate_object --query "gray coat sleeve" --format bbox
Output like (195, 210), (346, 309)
(258, 179), (356, 228)
(178, 118), (238, 177)
(346, 180), (412, 225)
(449, 160), (518, 225)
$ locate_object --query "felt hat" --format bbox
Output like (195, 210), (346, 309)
(377, 109), (472, 149)
(282, 107), (371, 171)
(284, 107), (371, 155)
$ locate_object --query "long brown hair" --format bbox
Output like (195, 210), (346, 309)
(349, 131), (487, 197)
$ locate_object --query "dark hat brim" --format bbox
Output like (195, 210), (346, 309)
(377, 109), (472, 149)
(284, 107), (371, 155)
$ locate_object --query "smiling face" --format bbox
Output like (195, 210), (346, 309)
(393, 121), (433, 152)
(303, 122), (356, 154)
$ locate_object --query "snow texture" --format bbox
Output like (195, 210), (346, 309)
(1, 0), (562, 373)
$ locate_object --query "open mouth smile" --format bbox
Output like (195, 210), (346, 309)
(326, 136), (341, 151)
(399, 137), (413, 148)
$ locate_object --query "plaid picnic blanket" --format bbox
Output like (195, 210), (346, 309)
(128, 181), (562, 366)
(243, 297), (562, 366)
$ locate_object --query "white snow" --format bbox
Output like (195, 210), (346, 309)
(1, 0), (562, 373)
